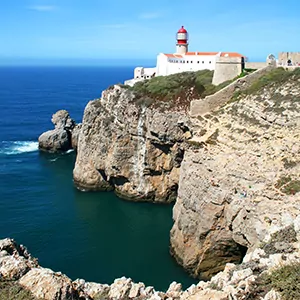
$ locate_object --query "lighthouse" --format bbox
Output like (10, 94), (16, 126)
(176, 26), (189, 54)
(125, 25), (246, 86)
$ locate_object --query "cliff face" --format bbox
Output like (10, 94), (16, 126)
(171, 72), (300, 279)
(73, 85), (192, 202)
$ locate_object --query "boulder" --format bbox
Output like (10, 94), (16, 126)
(38, 110), (80, 153)
(19, 268), (78, 300)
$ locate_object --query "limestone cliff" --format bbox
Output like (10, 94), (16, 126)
(73, 85), (192, 202)
(171, 69), (300, 279)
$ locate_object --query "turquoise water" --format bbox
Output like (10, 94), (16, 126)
(0, 67), (196, 290)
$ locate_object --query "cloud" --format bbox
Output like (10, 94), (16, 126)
(139, 12), (161, 20)
(29, 5), (56, 11)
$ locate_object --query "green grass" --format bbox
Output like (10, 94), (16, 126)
(0, 279), (37, 300)
(127, 70), (234, 110)
(231, 67), (300, 102)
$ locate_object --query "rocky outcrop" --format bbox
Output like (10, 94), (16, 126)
(2, 232), (300, 299)
(171, 73), (300, 279)
(38, 110), (80, 152)
(73, 85), (192, 202)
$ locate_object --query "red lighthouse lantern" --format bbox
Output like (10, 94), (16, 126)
(176, 26), (189, 54)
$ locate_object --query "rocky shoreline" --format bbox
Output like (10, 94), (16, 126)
(33, 68), (300, 299)
(2, 231), (300, 300)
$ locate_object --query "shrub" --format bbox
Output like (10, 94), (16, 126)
(128, 70), (233, 110)
(275, 176), (300, 195)
(232, 67), (300, 101)
(0, 279), (37, 300)
(266, 262), (300, 300)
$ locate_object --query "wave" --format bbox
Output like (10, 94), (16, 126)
(65, 149), (74, 154)
(0, 141), (39, 155)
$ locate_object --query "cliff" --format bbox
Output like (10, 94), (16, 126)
(31, 68), (300, 299)
(72, 70), (234, 202)
(73, 85), (192, 202)
(170, 68), (300, 280)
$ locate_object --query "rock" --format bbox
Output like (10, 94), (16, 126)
(230, 268), (253, 285)
(0, 256), (31, 280)
(71, 123), (82, 150)
(38, 110), (79, 153)
(166, 281), (182, 298)
(108, 277), (132, 299)
(38, 129), (71, 152)
(263, 290), (282, 300)
(73, 278), (110, 299)
(187, 289), (228, 300)
(51, 110), (75, 130)
(129, 282), (145, 298)
(0, 238), (37, 280)
(170, 75), (300, 279)
(19, 268), (78, 300)
(73, 85), (191, 202)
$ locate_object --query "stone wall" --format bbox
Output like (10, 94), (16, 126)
(190, 65), (276, 117)
(245, 62), (267, 69)
(278, 52), (300, 66)
(212, 57), (242, 85)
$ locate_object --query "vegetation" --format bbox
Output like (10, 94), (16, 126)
(265, 262), (300, 300)
(0, 278), (37, 300)
(127, 70), (234, 110)
(231, 67), (300, 101)
(205, 129), (219, 145)
(261, 225), (297, 255)
(275, 176), (300, 195)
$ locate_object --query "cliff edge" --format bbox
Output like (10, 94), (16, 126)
(73, 85), (192, 202)
(171, 68), (300, 280)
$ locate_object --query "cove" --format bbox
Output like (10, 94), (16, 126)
(0, 66), (196, 291)
(0, 150), (196, 291)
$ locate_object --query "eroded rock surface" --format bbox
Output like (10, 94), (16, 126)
(171, 74), (300, 279)
(2, 235), (300, 299)
(73, 85), (192, 202)
(38, 110), (80, 152)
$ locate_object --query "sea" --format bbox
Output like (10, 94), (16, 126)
(0, 66), (196, 291)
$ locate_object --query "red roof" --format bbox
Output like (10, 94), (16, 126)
(220, 52), (244, 58)
(178, 26), (187, 33)
(164, 52), (245, 58)
(164, 54), (183, 58)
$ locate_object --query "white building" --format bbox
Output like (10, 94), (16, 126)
(125, 26), (245, 86)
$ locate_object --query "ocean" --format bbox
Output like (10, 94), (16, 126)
(0, 66), (196, 291)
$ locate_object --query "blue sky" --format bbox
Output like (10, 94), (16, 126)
(1, 0), (300, 65)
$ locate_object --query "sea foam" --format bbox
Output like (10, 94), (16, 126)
(0, 141), (39, 155)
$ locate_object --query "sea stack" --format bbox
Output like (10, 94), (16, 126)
(38, 110), (80, 152)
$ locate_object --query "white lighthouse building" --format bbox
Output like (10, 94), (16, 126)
(125, 26), (245, 86)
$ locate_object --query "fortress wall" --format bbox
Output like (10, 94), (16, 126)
(245, 62), (267, 69)
(278, 52), (300, 66)
(212, 57), (242, 86)
(190, 65), (276, 117)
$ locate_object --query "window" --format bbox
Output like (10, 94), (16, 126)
(191, 61), (193, 63)
(209, 61), (211, 64)
(187, 61), (189, 63)
(197, 61), (199, 63)
(202, 61), (204, 64)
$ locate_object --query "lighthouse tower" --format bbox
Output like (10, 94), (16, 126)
(176, 26), (189, 54)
